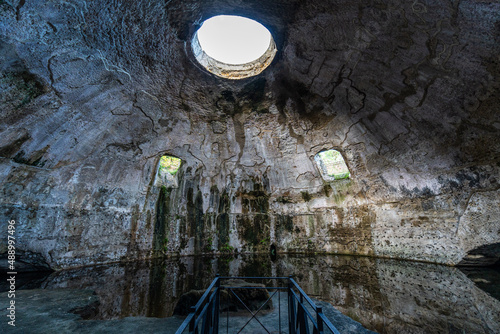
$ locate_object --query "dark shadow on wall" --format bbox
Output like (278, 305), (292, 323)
(153, 186), (172, 255)
(459, 262), (500, 302)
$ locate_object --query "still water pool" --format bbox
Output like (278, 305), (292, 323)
(5, 254), (500, 333)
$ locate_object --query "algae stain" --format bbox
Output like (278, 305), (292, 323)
(301, 191), (312, 202)
(239, 182), (270, 213)
(333, 192), (346, 204)
(308, 215), (315, 238)
(323, 184), (332, 197)
(330, 179), (353, 204)
(187, 188), (204, 254)
(217, 190), (230, 252)
(153, 186), (171, 254)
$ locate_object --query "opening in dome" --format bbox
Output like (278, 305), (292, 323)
(197, 15), (271, 64)
(192, 15), (277, 79)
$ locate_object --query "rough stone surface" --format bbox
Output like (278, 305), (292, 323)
(0, 0), (499, 268)
(1, 255), (498, 333)
(0, 249), (52, 272)
(0, 288), (186, 334)
(0, 289), (101, 333)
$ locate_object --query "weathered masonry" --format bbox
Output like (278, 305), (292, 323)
(0, 0), (499, 270)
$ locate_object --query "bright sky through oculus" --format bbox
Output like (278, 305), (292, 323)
(197, 15), (272, 65)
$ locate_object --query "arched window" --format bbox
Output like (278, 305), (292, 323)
(155, 155), (181, 188)
(314, 149), (350, 181)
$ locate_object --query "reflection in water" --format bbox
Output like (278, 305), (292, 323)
(31, 254), (500, 333)
(459, 264), (500, 302)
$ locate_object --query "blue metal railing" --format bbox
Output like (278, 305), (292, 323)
(175, 275), (341, 334)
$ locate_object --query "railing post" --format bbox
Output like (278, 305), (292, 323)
(316, 307), (324, 334)
(288, 275), (295, 334)
(298, 294), (306, 334)
(189, 306), (196, 334)
(214, 274), (220, 334)
(177, 275), (340, 334)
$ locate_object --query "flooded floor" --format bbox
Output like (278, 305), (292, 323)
(2, 254), (500, 333)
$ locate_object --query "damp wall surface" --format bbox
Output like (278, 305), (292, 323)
(16, 254), (500, 334)
(0, 0), (499, 269)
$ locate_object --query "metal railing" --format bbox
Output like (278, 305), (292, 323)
(175, 275), (341, 334)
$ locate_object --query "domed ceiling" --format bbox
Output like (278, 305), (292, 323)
(0, 0), (499, 269)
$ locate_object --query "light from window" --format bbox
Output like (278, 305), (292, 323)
(192, 15), (277, 79)
(155, 155), (181, 188)
(159, 155), (181, 175)
(197, 15), (271, 64)
(315, 150), (350, 180)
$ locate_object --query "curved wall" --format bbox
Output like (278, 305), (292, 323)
(0, 0), (499, 269)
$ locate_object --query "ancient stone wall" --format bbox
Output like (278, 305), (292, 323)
(0, 0), (499, 269)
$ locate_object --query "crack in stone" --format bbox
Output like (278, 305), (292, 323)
(47, 21), (57, 32)
(326, 64), (347, 104)
(466, 292), (496, 333)
(295, 171), (320, 184)
(184, 143), (206, 172)
(341, 120), (363, 146)
(15, 0), (25, 21)
(47, 55), (62, 98)
(417, 76), (437, 107)
(347, 82), (367, 114)
(308, 55), (326, 89)
(133, 99), (158, 135)
(455, 186), (500, 235)
(411, 0), (428, 24)
(221, 154), (238, 174)
(97, 50), (132, 83)
(377, 125), (411, 156)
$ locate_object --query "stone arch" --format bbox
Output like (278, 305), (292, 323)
(313, 149), (351, 181)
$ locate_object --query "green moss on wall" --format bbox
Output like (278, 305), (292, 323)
(323, 184), (332, 197)
(301, 191), (312, 202)
(0, 71), (46, 109)
(153, 186), (172, 254)
(238, 214), (270, 250)
(217, 191), (230, 252)
(275, 215), (294, 237)
(239, 183), (270, 213)
(187, 188), (204, 254)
